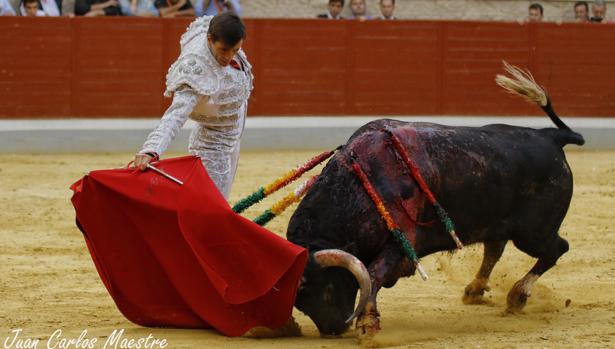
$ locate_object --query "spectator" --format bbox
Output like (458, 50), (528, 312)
(378, 0), (395, 20)
(528, 3), (543, 22)
(574, 1), (590, 22)
(21, 0), (44, 15)
(193, 0), (240, 18)
(155, 0), (194, 17)
(349, 0), (370, 21)
(119, 0), (157, 16)
(0, 0), (16, 15)
(61, 0), (75, 16)
(591, 0), (612, 23)
(574, 1), (589, 23)
(62, 0), (75, 15)
(75, 0), (120, 16)
(20, 0), (61, 15)
(317, 0), (343, 19)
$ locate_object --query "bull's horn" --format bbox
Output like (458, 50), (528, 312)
(313, 249), (372, 324)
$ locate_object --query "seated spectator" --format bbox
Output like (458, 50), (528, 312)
(119, 0), (157, 16)
(62, 0), (75, 16)
(528, 3), (543, 22)
(193, 0), (239, 18)
(21, 0), (44, 15)
(317, 0), (343, 19)
(1, 0), (16, 15)
(591, 0), (613, 23)
(350, 0), (370, 21)
(378, 0), (395, 20)
(155, 0), (194, 18)
(20, 0), (61, 15)
(75, 0), (120, 16)
(574, 1), (590, 22)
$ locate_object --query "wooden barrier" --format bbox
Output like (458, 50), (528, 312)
(0, 17), (614, 117)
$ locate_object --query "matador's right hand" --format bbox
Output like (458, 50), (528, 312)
(132, 152), (157, 171)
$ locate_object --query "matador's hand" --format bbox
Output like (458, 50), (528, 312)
(132, 153), (157, 171)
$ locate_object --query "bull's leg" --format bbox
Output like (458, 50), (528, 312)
(506, 236), (569, 312)
(355, 275), (383, 337)
(356, 297), (380, 338)
(463, 240), (507, 305)
(356, 248), (404, 338)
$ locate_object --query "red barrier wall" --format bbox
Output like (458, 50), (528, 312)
(1, 17), (614, 118)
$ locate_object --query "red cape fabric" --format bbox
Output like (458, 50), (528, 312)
(70, 155), (307, 336)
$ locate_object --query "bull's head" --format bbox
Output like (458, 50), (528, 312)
(295, 249), (371, 336)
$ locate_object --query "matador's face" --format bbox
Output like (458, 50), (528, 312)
(207, 35), (244, 67)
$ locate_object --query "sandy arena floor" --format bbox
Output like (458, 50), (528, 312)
(1, 149), (614, 348)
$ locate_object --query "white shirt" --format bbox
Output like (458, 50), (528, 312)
(0, 0), (16, 15)
(41, 0), (60, 15)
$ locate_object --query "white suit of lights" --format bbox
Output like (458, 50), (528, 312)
(140, 16), (253, 199)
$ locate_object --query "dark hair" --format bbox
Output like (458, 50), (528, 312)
(329, 0), (344, 5)
(529, 3), (544, 15)
(380, 0), (395, 4)
(575, 1), (589, 11)
(208, 12), (246, 46)
(23, 0), (39, 5)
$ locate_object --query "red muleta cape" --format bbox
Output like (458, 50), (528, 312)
(70, 155), (307, 336)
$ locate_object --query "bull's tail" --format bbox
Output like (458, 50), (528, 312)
(495, 61), (585, 146)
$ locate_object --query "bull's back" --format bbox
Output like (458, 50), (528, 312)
(393, 120), (574, 247)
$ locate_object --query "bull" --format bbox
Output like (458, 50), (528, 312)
(286, 63), (585, 337)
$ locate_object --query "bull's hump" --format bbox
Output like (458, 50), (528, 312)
(348, 119), (435, 142)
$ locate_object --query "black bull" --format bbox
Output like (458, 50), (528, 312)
(287, 112), (584, 336)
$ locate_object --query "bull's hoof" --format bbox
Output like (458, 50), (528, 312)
(462, 279), (492, 305)
(356, 312), (381, 338)
(506, 288), (530, 313)
(243, 317), (302, 338)
(356, 321), (380, 338)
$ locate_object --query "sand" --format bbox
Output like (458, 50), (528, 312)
(1, 149), (614, 348)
